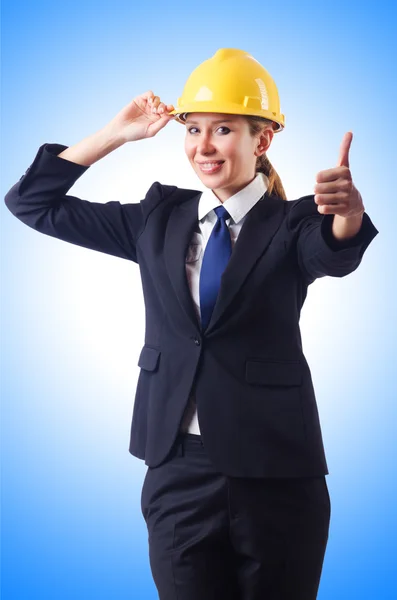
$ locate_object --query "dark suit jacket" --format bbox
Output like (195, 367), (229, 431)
(4, 142), (379, 478)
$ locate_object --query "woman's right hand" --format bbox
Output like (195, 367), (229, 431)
(105, 91), (177, 143)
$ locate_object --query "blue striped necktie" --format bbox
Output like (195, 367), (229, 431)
(199, 205), (232, 330)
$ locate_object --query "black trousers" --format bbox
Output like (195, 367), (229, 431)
(141, 433), (331, 600)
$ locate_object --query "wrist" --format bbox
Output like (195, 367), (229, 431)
(332, 211), (364, 241)
(97, 124), (126, 151)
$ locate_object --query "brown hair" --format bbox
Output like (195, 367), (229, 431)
(244, 116), (287, 201)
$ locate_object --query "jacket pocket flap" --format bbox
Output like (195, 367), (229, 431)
(245, 360), (302, 386)
(138, 346), (161, 371)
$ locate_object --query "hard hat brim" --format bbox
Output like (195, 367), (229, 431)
(169, 103), (284, 132)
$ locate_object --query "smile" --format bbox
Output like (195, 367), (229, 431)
(197, 162), (225, 174)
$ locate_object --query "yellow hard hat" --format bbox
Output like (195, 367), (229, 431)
(169, 48), (285, 132)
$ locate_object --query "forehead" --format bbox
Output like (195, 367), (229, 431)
(185, 113), (243, 125)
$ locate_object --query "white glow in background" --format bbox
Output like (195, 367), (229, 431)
(2, 1), (396, 598)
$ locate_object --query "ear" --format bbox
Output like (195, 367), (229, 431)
(255, 127), (274, 156)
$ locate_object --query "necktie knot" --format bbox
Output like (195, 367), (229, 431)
(214, 205), (230, 222)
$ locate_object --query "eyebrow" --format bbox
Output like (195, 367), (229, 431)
(185, 119), (234, 125)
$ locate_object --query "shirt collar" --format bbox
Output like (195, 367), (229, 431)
(198, 171), (269, 224)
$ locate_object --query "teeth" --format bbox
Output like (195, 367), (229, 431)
(201, 162), (222, 167)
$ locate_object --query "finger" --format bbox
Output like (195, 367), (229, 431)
(316, 167), (345, 183)
(157, 102), (168, 114)
(148, 95), (159, 107)
(142, 90), (155, 102)
(152, 102), (175, 116)
(314, 181), (343, 194)
(151, 99), (166, 115)
(316, 203), (344, 215)
(314, 192), (348, 204)
(337, 131), (353, 168)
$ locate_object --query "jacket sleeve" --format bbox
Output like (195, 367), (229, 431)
(3, 142), (161, 263)
(287, 195), (379, 284)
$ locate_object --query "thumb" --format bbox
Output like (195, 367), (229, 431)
(337, 131), (353, 168)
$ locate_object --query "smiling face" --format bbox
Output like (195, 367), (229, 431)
(184, 112), (274, 202)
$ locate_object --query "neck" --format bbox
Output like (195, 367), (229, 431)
(212, 172), (258, 203)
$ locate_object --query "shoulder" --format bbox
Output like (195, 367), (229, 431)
(141, 181), (202, 207)
(283, 194), (319, 230)
(129, 182), (202, 224)
(265, 192), (318, 228)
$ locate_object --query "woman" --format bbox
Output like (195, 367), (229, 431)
(4, 48), (379, 599)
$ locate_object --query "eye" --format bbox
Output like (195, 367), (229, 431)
(187, 126), (230, 134)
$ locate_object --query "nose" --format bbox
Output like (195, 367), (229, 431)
(196, 132), (217, 156)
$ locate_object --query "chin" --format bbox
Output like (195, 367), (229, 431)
(196, 169), (228, 185)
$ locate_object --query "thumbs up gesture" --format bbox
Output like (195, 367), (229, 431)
(314, 132), (365, 218)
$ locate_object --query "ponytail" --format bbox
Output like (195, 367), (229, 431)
(245, 116), (287, 201)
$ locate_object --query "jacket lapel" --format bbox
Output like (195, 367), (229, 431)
(164, 188), (286, 335)
(164, 190), (203, 330)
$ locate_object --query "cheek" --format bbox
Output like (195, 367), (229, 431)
(221, 139), (242, 160)
(236, 141), (254, 164)
(184, 139), (194, 160)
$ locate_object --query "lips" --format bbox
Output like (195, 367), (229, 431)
(197, 161), (225, 174)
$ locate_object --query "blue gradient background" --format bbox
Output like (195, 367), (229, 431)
(1, 1), (396, 598)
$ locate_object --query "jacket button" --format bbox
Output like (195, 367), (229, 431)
(194, 337), (201, 346)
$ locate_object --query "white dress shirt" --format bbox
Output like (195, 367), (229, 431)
(179, 171), (270, 435)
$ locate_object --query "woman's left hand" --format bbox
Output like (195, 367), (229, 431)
(314, 132), (365, 218)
